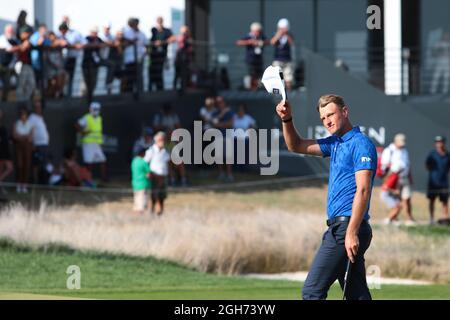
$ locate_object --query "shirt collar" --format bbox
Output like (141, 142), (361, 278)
(336, 126), (360, 142)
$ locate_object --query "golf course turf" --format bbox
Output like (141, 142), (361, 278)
(0, 239), (449, 300)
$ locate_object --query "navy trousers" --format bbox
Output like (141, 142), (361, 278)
(302, 220), (373, 300)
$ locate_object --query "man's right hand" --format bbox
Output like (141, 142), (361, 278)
(276, 101), (292, 121)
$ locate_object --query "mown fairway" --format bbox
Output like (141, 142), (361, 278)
(0, 239), (449, 300)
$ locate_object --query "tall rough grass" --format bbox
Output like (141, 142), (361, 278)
(0, 201), (448, 283)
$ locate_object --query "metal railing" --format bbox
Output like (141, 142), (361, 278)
(2, 43), (450, 103)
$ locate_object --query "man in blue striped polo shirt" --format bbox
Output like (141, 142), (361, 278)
(276, 94), (377, 300)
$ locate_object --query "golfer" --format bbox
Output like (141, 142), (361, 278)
(276, 94), (376, 300)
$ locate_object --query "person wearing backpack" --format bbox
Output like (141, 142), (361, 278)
(380, 134), (416, 225)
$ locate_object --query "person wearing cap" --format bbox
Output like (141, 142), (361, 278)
(75, 102), (107, 182)
(132, 127), (154, 157)
(131, 146), (151, 215)
(271, 18), (295, 90)
(236, 22), (269, 91)
(276, 94), (376, 300)
(380, 133), (416, 224)
(425, 136), (450, 224)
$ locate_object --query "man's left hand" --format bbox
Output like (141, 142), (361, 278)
(345, 231), (359, 263)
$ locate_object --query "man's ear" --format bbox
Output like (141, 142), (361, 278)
(342, 105), (349, 118)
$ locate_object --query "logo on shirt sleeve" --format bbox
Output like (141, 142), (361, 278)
(361, 156), (372, 163)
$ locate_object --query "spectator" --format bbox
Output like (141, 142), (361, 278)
(75, 101), (107, 182)
(0, 109), (13, 184)
(173, 25), (193, 93)
(381, 162), (403, 225)
(12, 106), (33, 193)
(152, 103), (181, 134)
(426, 136), (450, 224)
(233, 104), (257, 133)
(82, 26), (113, 101)
(149, 17), (175, 91)
(380, 133), (416, 224)
(30, 24), (52, 90)
(233, 104), (257, 171)
(132, 126), (153, 157)
(271, 18), (295, 90)
(122, 18), (147, 94)
(58, 22), (85, 97)
(166, 129), (188, 187)
(99, 24), (117, 94)
(46, 31), (67, 98)
(16, 26), (35, 101)
(430, 31), (450, 94)
(0, 24), (19, 102)
(62, 147), (95, 188)
(199, 96), (217, 132)
(212, 96), (235, 182)
(44, 154), (63, 186)
(28, 99), (49, 184)
(61, 15), (71, 28)
(131, 147), (151, 214)
(144, 131), (170, 216)
(16, 10), (33, 40)
(236, 22), (269, 91)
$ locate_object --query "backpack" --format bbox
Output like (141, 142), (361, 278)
(375, 146), (385, 178)
(376, 146), (394, 178)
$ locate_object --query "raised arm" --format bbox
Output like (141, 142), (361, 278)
(275, 101), (323, 156)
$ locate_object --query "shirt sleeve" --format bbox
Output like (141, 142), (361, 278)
(78, 116), (87, 127)
(380, 147), (392, 170)
(317, 136), (335, 158)
(353, 140), (377, 173)
(144, 148), (153, 163)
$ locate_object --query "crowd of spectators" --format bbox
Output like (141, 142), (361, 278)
(0, 10), (195, 102)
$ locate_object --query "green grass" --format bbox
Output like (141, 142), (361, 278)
(0, 238), (449, 300)
(399, 225), (450, 238)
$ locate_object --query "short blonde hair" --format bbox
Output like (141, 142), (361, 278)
(316, 94), (346, 112)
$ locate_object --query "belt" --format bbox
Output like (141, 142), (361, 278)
(326, 216), (369, 227)
(326, 216), (350, 227)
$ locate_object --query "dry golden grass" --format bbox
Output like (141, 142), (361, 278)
(0, 185), (448, 283)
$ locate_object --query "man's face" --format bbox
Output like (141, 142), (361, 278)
(251, 29), (261, 37)
(436, 141), (446, 151)
(155, 136), (165, 148)
(278, 27), (288, 34)
(4, 25), (14, 38)
(90, 108), (100, 117)
(34, 101), (42, 115)
(20, 31), (30, 41)
(157, 17), (163, 26)
(319, 103), (348, 136)
(39, 26), (47, 36)
(216, 97), (225, 109)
